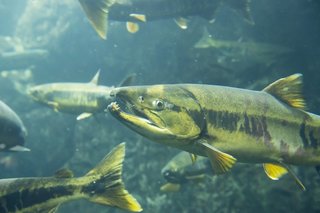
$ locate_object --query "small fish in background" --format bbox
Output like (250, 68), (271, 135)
(0, 143), (143, 212)
(194, 28), (293, 67)
(78, 0), (253, 39)
(160, 151), (212, 192)
(0, 100), (29, 152)
(108, 74), (320, 191)
(28, 70), (135, 120)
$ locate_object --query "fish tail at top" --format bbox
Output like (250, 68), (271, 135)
(78, 0), (117, 39)
(83, 143), (143, 212)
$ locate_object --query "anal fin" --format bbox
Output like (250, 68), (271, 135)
(200, 142), (236, 174)
(126, 22), (139, 33)
(263, 163), (306, 191)
(263, 163), (288, 180)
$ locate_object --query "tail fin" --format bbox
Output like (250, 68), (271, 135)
(84, 143), (142, 212)
(78, 0), (116, 39)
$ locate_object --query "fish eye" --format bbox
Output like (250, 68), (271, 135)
(163, 170), (186, 183)
(153, 99), (164, 110)
(138, 96), (144, 103)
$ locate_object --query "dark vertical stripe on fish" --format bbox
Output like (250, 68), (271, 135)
(205, 110), (240, 132)
(299, 123), (309, 148)
(309, 131), (318, 149)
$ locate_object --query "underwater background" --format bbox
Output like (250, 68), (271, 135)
(0, 0), (320, 212)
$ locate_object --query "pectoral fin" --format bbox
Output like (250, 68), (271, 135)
(200, 142), (236, 174)
(189, 153), (197, 164)
(48, 101), (59, 112)
(160, 183), (181, 192)
(77, 112), (93, 120)
(263, 163), (306, 191)
(174, 17), (188, 30)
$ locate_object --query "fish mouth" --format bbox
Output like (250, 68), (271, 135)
(108, 101), (175, 140)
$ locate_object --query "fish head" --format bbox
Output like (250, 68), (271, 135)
(28, 84), (56, 106)
(161, 151), (193, 184)
(109, 85), (205, 143)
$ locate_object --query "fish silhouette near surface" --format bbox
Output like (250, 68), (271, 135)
(0, 100), (29, 152)
(108, 74), (320, 190)
(0, 143), (142, 213)
(78, 0), (253, 39)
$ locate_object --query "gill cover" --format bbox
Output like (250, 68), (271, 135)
(111, 85), (205, 140)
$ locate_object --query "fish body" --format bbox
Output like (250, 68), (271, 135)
(108, 74), (320, 189)
(0, 49), (49, 70)
(194, 28), (293, 66)
(28, 71), (134, 120)
(0, 143), (142, 213)
(78, 0), (252, 39)
(0, 100), (28, 152)
(161, 151), (210, 192)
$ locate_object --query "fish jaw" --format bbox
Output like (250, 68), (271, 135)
(108, 102), (176, 140)
(109, 85), (205, 143)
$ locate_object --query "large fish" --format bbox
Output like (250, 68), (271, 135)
(160, 151), (211, 192)
(107, 74), (320, 190)
(0, 143), (142, 213)
(0, 100), (29, 152)
(28, 70), (135, 120)
(78, 0), (253, 39)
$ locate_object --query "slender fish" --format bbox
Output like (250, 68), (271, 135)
(0, 143), (142, 212)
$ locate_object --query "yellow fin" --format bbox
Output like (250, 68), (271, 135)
(160, 183), (181, 192)
(263, 73), (306, 110)
(174, 17), (188, 30)
(126, 22), (139, 33)
(86, 143), (143, 212)
(189, 153), (197, 164)
(263, 163), (288, 180)
(89, 69), (100, 85)
(54, 168), (74, 178)
(78, 0), (116, 39)
(129, 14), (146, 22)
(200, 142), (236, 174)
(263, 163), (306, 191)
(77, 112), (93, 120)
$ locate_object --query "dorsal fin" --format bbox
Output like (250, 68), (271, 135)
(262, 73), (306, 110)
(118, 73), (136, 87)
(89, 69), (100, 85)
(54, 168), (74, 178)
